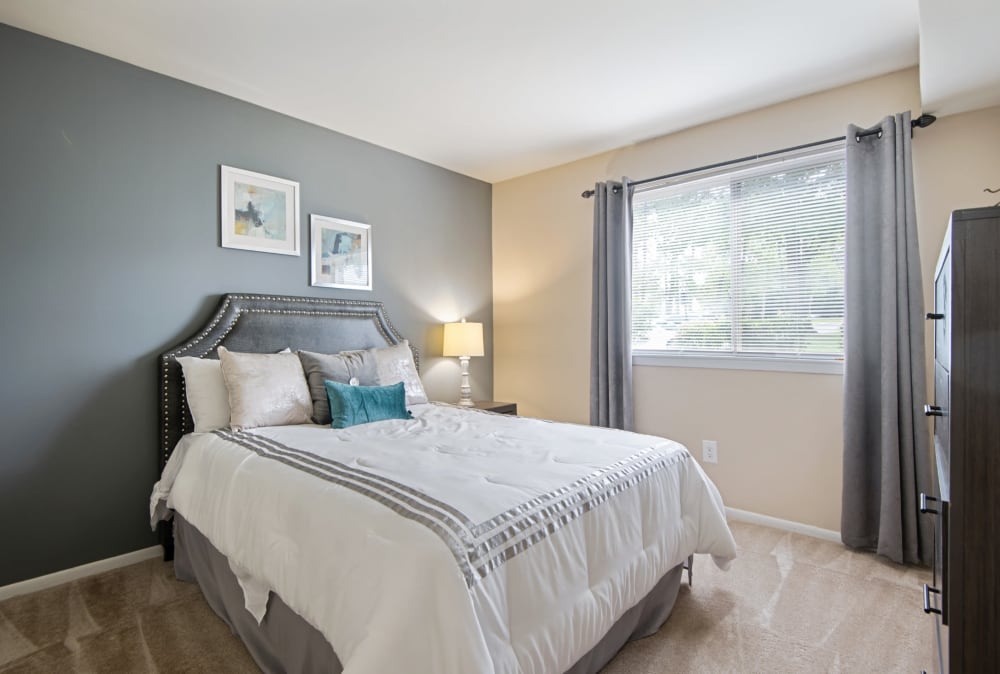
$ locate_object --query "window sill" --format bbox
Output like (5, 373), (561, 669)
(632, 351), (844, 375)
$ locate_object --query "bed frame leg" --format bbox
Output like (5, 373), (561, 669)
(158, 520), (175, 562)
(684, 554), (693, 586)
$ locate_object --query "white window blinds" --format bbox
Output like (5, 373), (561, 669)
(631, 145), (846, 360)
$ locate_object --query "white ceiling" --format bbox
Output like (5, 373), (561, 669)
(0, 0), (991, 183)
(919, 0), (1000, 116)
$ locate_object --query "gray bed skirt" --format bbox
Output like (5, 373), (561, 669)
(174, 515), (684, 674)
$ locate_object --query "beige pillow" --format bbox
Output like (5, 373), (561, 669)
(371, 341), (428, 405)
(218, 346), (312, 430)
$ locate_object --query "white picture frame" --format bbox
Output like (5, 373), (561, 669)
(220, 165), (300, 256)
(310, 215), (373, 291)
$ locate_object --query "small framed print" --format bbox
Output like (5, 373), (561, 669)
(310, 215), (372, 291)
(220, 165), (300, 255)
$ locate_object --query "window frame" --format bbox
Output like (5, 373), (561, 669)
(632, 350), (844, 375)
(629, 142), (846, 376)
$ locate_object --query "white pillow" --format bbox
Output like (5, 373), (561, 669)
(371, 340), (428, 405)
(218, 346), (312, 431)
(176, 356), (232, 433)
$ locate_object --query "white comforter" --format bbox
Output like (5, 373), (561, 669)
(151, 404), (736, 674)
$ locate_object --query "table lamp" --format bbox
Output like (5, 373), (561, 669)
(442, 319), (484, 406)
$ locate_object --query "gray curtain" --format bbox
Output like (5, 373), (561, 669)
(842, 112), (933, 565)
(590, 180), (634, 431)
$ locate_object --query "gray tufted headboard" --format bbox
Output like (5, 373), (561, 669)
(158, 293), (417, 470)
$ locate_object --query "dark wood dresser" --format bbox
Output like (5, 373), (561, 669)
(921, 206), (1000, 673)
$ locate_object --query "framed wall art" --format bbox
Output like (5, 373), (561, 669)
(220, 165), (300, 255)
(310, 215), (372, 291)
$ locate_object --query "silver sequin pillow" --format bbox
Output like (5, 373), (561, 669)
(371, 341), (428, 406)
(218, 346), (313, 431)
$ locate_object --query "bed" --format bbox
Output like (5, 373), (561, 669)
(150, 293), (737, 674)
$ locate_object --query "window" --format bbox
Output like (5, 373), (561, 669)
(631, 145), (845, 373)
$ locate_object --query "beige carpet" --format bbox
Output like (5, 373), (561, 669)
(0, 521), (935, 673)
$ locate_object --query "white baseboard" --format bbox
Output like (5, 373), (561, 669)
(726, 507), (841, 543)
(0, 545), (163, 602)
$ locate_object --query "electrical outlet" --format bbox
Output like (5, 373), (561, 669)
(702, 440), (718, 464)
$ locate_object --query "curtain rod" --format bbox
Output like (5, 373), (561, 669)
(580, 114), (937, 198)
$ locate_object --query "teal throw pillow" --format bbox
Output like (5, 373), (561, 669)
(324, 380), (412, 429)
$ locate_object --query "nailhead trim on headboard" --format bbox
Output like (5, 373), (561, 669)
(158, 294), (417, 468)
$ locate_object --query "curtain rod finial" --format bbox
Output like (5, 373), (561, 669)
(581, 189), (595, 199)
(912, 114), (937, 129)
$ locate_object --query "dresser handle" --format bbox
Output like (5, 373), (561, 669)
(924, 404), (943, 417)
(926, 312), (945, 320)
(923, 584), (942, 614)
(919, 493), (939, 515)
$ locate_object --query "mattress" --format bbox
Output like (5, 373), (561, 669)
(151, 403), (737, 674)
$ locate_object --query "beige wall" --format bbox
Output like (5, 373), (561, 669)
(492, 67), (1000, 531)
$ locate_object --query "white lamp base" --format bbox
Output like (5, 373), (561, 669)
(458, 355), (474, 406)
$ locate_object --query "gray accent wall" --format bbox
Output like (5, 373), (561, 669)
(0, 24), (493, 587)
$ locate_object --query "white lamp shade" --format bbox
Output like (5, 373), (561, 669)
(442, 321), (484, 357)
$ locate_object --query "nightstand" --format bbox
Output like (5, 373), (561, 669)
(472, 401), (517, 415)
